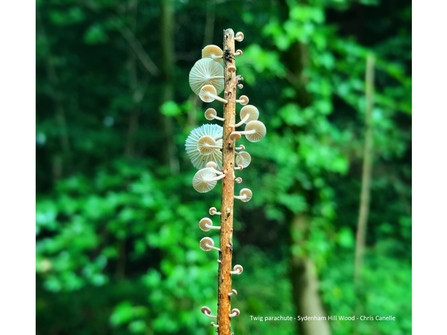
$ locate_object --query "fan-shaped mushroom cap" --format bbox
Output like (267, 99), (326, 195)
(236, 151), (251, 168)
(202, 45), (223, 61)
(192, 167), (219, 193)
(244, 120), (266, 142)
(240, 105), (259, 124)
(185, 124), (223, 169)
(189, 58), (224, 95)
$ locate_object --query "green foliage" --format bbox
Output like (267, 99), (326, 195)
(36, 0), (411, 334)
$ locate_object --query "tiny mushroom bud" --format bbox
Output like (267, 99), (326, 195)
(192, 167), (225, 193)
(230, 120), (266, 142)
(199, 217), (221, 231)
(209, 207), (221, 215)
(236, 95), (249, 106)
(230, 264), (244, 275)
(234, 188), (252, 202)
(228, 289), (238, 296)
(204, 108), (225, 121)
(235, 49), (243, 56)
(200, 237), (221, 252)
(199, 85), (228, 104)
(235, 31), (244, 42)
(189, 58), (224, 95)
(201, 306), (217, 319)
(229, 308), (241, 318)
(228, 65), (236, 72)
(202, 44), (223, 62)
(234, 176), (243, 183)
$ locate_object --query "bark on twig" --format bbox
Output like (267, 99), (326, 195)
(217, 28), (237, 335)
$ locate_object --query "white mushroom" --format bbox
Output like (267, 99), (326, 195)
(192, 167), (225, 193)
(185, 124), (223, 169)
(199, 85), (228, 104)
(230, 120), (266, 142)
(189, 58), (224, 95)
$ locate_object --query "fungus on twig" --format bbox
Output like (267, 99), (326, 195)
(235, 31), (244, 42)
(209, 207), (221, 215)
(229, 308), (241, 318)
(234, 188), (252, 202)
(185, 124), (223, 169)
(230, 120), (266, 142)
(204, 108), (225, 122)
(202, 45), (223, 62)
(189, 58), (224, 95)
(232, 105), (259, 128)
(199, 85), (228, 104)
(236, 151), (251, 168)
(192, 167), (225, 193)
(199, 217), (221, 231)
(230, 264), (244, 275)
(236, 95), (249, 106)
(200, 237), (221, 252)
(201, 306), (217, 318)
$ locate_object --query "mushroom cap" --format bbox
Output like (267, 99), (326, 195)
(239, 105), (259, 124)
(189, 58), (224, 95)
(244, 120), (266, 142)
(235, 31), (244, 42)
(202, 45), (223, 61)
(204, 108), (218, 120)
(200, 237), (216, 251)
(199, 217), (213, 231)
(238, 188), (253, 202)
(192, 167), (218, 193)
(236, 151), (251, 168)
(237, 95), (249, 105)
(185, 124), (223, 169)
(198, 135), (218, 155)
(206, 161), (218, 170)
(199, 84), (218, 103)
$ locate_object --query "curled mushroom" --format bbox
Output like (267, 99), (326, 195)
(235, 31), (244, 42)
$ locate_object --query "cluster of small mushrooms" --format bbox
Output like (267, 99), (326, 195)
(185, 30), (265, 331)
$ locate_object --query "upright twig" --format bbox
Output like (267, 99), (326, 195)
(217, 28), (237, 335)
(354, 53), (375, 282)
(185, 28), (264, 334)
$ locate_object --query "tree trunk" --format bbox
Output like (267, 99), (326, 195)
(289, 214), (331, 335)
(160, 0), (179, 174)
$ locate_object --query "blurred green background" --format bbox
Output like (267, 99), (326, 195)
(36, 0), (411, 334)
